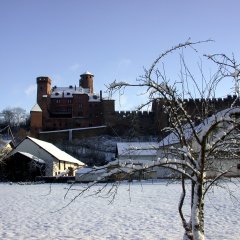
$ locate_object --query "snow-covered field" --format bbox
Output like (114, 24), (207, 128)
(0, 180), (239, 240)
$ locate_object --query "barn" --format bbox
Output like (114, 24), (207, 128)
(7, 136), (85, 177)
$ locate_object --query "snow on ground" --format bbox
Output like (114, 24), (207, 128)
(0, 180), (239, 240)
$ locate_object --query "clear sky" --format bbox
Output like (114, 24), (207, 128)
(1, 0), (240, 113)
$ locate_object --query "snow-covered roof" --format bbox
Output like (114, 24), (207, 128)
(31, 103), (42, 112)
(76, 167), (107, 174)
(76, 167), (93, 174)
(88, 94), (101, 102)
(51, 86), (90, 98)
(26, 136), (85, 165)
(80, 71), (94, 76)
(159, 107), (240, 147)
(117, 142), (158, 156)
(158, 125), (192, 147)
(50, 86), (100, 101)
(17, 151), (45, 164)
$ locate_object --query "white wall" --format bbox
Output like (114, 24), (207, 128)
(118, 154), (178, 179)
(11, 139), (54, 176)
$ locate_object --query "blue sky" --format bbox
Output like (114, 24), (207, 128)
(1, 0), (240, 113)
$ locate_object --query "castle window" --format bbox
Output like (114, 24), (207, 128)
(67, 99), (72, 104)
(56, 99), (61, 103)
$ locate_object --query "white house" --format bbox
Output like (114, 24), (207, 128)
(8, 136), (85, 176)
(116, 142), (172, 179)
(116, 142), (158, 161)
(115, 108), (240, 179)
(157, 108), (240, 178)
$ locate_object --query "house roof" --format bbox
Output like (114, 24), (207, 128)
(158, 125), (192, 147)
(117, 142), (158, 156)
(13, 151), (45, 164)
(26, 136), (85, 165)
(159, 107), (240, 147)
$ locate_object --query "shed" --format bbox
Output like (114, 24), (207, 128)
(8, 136), (85, 176)
(1, 151), (45, 181)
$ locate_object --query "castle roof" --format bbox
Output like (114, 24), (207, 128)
(51, 86), (101, 101)
(80, 71), (94, 76)
(31, 103), (42, 112)
(51, 86), (88, 98)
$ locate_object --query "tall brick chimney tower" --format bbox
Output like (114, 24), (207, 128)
(36, 77), (52, 130)
(37, 76), (52, 108)
(79, 71), (94, 93)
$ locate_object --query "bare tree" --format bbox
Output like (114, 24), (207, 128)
(1, 108), (14, 126)
(2, 107), (28, 127)
(68, 40), (240, 240)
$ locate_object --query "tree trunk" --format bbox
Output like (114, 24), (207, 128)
(183, 226), (193, 240)
(191, 182), (205, 240)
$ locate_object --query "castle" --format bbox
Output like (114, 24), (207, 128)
(30, 72), (115, 135)
(30, 72), (239, 140)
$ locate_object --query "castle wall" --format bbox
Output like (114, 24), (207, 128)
(104, 110), (155, 136)
(39, 126), (107, 143)
(151, 95), (240, 135)
(32, 72), (240, 140)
